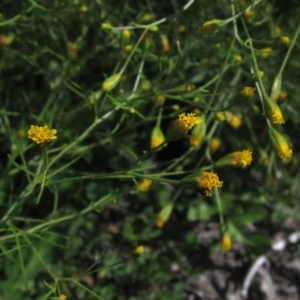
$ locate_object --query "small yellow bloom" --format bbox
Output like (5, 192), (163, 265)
(80, 5), (88, 12)
(136, 179), (152, 192)
(124, 44), (133, 52)
(17, 129), (25, 138)
(210, 138), (221, 153)
(233, 54), (242, 62)
(156, 94), (165, 105)
(244, 10), (254, 22)
(156, 204), (173, 228)
(150, 126), (165, 150)
(269, 127), (292, 159)
(216, 149), (252, 168)
(241, 86), (256, 99)
(260, 47), (272, 58)
(197, 172), (223, 196)
(135, 245), (145, 255)
(225, 112), (242, 129)
(68, 43), (77, 59)
(260, 152), (269, 166)
(215, 112), (225, 122)
(160, 34), (170, 52)
(264, 97), (285, 124)
(221, 233), (232, 251)
(190, 117), (206, 148)
(102, 73), (121, 92)
(277, 91), (287, 102)
(156, 217), (165, 228)
(166, 113), (202, 141)
(232, 150), (252, 166)
(28, 125), (57, 145)
(199, 19), (225, 35)
(59, 295), (67, 300)
(281, 36), (290, 44)
(0, 34), (14, 46)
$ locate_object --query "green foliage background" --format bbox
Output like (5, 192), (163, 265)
(1, 0), (300, 299)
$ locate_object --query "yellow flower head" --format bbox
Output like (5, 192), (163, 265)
(244, 10), (254, 22)
(269, 127), (292, 159)
(136, 179), (152, 192)
(232, 150), (252, 166)
(166, 113), (202, 141)
(225, 112), (242, 129)
(210, 138), (221, 153)
(68, 43), (77, 59)
(197, 172), (223, 197)
(233, 54), (242, 62)
(216, 149), (252, 168)
(28, 125), (57, 145)
(199, 19), (225, 35)
(264, 97), (285, 124)
(241, 86), (256, 98)
(281, 36), (290, 44)
(215, 112), (225, 122)
(221, 233), (232, 251)
(177, 113), (202, 131)
(156, 217), (165, 228)
(59, 295), (67, 300)
(260, 47), (272, 58)
(277, 91), (287, 103)
(156, 204), (173, 228)
(135, 245), (145, 255)
(156, 94), (165, 105)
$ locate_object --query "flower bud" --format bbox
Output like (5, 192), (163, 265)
(102, 73), (121, 92)
(210, 138), (221, 153)
(135, 245), (144, 255)
(156, 204), (173, 228)
(270, 74), (282, 102)
(122, 29), (131, 47)
(225, 112), (242, 129)
(150, 126), (166, 150)
(160, 34), (170, 52)
(136, 179), (152, 192)
(166, 113), (202, 142)
(221, 232), (232, 251)
(243, 10), (254, 22)
(189, 117), (206, 148)
(215, 112), (225, 122)
(101, 23), (113, 32)
(264, 97), (284, 124)
(156, 94), (165, 105)
(68, 43), (77, 59)
(260, 47), (272, 58)
(241, 86), (256, 99)
(199, 19), (225, 35)
(0, 34), (14, 46)
(269, 127), (292, 159)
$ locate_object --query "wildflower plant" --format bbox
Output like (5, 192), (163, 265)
(1, 0), (300, 299)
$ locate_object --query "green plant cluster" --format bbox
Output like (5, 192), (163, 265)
(1, 0), (300, 299)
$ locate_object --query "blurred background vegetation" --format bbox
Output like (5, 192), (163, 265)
(1, 0), (300, 299)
